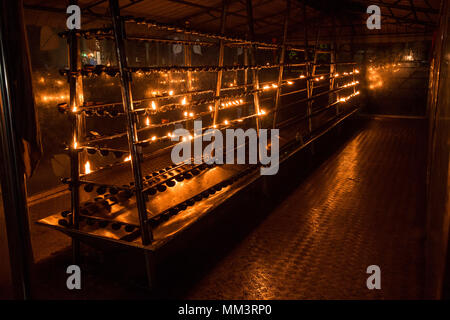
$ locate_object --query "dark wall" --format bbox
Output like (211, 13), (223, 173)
(425, 0), (450, 299)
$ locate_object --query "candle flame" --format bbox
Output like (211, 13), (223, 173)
(84, 161), (91, 174)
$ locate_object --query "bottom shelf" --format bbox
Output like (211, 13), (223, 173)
(37, 107), (360, 252)
(37, 163), (260, 251)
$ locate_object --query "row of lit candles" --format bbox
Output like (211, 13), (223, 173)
(79, 87), (360, 175)
(80, 110), (267, 174)
(144, 78), (359, 126)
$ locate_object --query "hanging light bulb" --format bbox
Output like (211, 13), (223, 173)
(169, 90), (174, 96)
(146, 117), (150, 126)
(151, 136), (156, 141)
(73, 137), (78, 149)
(224, 120), (229, 125)
(287, 81), (293, 85)
(84, 161), (91, 174)
(124, 155), (131, 162)
(181, 97), (187, 105)
(151, 101), (157, 110)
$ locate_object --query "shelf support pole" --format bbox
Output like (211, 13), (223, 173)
(246, 0), (261, 133)
(109, 0), (152, 245)
(272, 0), (290, 129)
(213, 0), (229, 126)
(68, 0), (85, 264)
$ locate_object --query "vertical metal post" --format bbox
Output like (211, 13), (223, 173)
(68, 0), (84, 264)
(184, 21), (193, 94)
(303, 2), (312, 134)
(109, 0), (152, 244)
(246, 0), (261, 132)
(244, 47), (249, 93)
(308, 28), (320, 123)
(272, 0), (290, 128)
(330, 42), (338, 115)
(0, 1), (33, 299)
(213, 0), (229, 126)
(330, 16), (337, 115)
(184, 21), (193, 131)
(350, 25), (356, 96)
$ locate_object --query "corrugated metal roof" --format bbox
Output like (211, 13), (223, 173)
(23, 0), (443, 40)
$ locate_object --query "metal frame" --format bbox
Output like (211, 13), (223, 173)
(213, 0), (230, 126)
(109, 0), (152, 244)
(246, 0), (261, 132)
(45, 0), (361, 290)
(272, 0), (290, 128)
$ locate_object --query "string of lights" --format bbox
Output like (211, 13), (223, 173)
(65, 73), (358, 119)
(59, 63), (319, 78)
(72, 77), (358, 151)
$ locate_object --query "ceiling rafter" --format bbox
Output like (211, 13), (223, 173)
(189, 0), (282, 28)
(352, 0), (438, 14)
(167, 0), (248, 22)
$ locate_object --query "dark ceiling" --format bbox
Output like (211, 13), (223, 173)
(23, 0), (443, 42)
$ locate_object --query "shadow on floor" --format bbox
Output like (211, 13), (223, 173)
(32, 117), (426, 299)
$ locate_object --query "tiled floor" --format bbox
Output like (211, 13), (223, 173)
(32, 118), (428, 299)
(185, 118), (427, 299)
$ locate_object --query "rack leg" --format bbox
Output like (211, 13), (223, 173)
(144, 251), (156, 290)
(72, 239), (80, 264)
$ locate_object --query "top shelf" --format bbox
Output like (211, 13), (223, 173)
(58, 16), (309, 52)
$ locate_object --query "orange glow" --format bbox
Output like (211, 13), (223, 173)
(84, 161), (91, 174)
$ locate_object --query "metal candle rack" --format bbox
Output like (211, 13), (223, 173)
(38, 0), (361, 287)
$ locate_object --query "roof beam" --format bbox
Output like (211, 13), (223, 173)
(352, 0), (438, 14)
(166, 0), (247, 21)
(178, 0), (272, 25)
